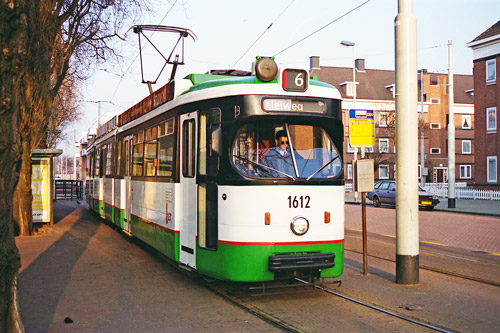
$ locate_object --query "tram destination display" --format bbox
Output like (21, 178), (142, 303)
(262, 98), (326, 113)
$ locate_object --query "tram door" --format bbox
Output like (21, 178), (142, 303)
(123, 135), (132, 233)
(179, 113), (197, 268)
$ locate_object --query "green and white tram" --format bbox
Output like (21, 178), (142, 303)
(85, 57), (345, 282)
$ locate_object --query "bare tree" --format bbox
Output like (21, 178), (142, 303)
(14, 0), (147, 237)
(1, 0), (153, 330)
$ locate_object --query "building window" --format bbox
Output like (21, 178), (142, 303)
(486, 59), (496, 84)
(487, 107), (497, 132)
(460, 165), (471, 179)
(379, 165), (389, 179)
(379, 138), (389, 153)
(347, 164), (353, 180)
(418, 164), (421, 179)
(462, 115), (472, 129)
(347, 142), (355, 153)
(462, 140), (471, 154)
(430, 123), (440, 129)
(430, 148), (440, 154)
(379, 112), (388, 127)
(487, 156), (497, 183)
(430, 98), (440, 104)
(341, 82), (356, 97)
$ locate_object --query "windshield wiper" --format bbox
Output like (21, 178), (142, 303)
(233, 155), (296, 180)
(306, 156), (339, 181)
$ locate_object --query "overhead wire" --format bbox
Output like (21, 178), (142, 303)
(231, 0), (296, 68)
(273, 0), (371, 57)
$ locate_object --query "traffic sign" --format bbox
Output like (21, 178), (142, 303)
(349, 109), (375, 147)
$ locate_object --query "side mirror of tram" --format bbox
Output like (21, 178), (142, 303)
(210, 125), (222, 157)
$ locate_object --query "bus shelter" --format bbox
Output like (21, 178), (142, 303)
(32, 149), (62, 225)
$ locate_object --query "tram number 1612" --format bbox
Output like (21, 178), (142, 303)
(288, 195), (311, 209)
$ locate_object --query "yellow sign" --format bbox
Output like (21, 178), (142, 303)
(349, 109), (375, 147)
(32, 159), (50, 222)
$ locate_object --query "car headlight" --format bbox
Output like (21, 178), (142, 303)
(290, 216), (309, 236)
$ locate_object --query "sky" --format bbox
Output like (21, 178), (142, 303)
(62, 0), (500, 155)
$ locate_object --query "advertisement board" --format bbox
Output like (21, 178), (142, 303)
(32, 158), (50, 222)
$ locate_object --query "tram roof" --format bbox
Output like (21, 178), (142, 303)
(183, 73), (335, 95)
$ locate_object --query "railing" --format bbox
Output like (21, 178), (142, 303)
(424, 184), (500, 201)
(54, 180), (83, 200)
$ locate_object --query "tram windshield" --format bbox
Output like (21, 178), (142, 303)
(232, 123), (342, 180)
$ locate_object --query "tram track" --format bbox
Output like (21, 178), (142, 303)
(294, 278), (454, 333)
(345, 232), (500, 287)
(202, 277), (454, 333)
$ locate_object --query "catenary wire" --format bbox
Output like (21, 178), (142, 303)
(273, 0), (371, 57)
(231, 0), (296, 68)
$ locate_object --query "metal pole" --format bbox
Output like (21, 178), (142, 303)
(447, 40), (456, 208)
(395, 0), (419, 284)
(361, 191), (368, 275)
(420, 70), (426, 187)
(98, 101), (102, 128)
(73, 128), (77, 180)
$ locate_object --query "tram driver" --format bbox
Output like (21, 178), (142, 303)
(263, 130), (296, 177)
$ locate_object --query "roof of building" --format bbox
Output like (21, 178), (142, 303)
(313, 66), (474, 105)
(469, 20), (500, 44)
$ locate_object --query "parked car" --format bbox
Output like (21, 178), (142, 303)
(366, 180), (440, 210)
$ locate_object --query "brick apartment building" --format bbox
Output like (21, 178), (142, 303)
(310, 57), (474, 188)
(467, 20), (500, 190)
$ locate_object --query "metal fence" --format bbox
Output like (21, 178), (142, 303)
(424, 184), (500, 201)
(54, 180), (83, 200)
(345, 181), (500, 201)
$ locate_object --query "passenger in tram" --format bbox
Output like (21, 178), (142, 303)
(263, 130), (296, 177)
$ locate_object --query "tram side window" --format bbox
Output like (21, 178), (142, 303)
(95, 147), (101, 177)
(87, 152), (93, 177)
(198, 182), (217, 250)
(182, 119), (196, 178)
(199, 108), (221, 177)
(144, 126), (158, 177)
(105, 142), (113, 176)
(116, 139), (122, 177)
(132, 130), (144, 176)
(157, 118), (175, 177)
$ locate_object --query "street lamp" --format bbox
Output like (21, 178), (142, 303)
(340, 40), (356, 108)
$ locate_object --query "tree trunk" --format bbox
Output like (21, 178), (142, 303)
(13, 138), (33, 236)
(0, 84), (25, 333)
(0, 0), (28, 331)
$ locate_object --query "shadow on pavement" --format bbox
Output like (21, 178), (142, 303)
(18, 203), (99, 332)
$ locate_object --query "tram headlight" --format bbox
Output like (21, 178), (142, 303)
(255, 57), (278, 82)
(290, 216), (309, 236)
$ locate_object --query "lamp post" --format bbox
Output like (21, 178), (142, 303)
(342, 40), (370, 275)
(341, 40), (361, 191)
(340, 40), (356, 109)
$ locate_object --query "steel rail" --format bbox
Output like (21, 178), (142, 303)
(345, 234), (500, 287)
(295, 278), (455, 333)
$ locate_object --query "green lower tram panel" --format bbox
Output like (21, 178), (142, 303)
(130, 215), (180, 262)
(126, 215), (343, 282)
(196, 242), (344, 282)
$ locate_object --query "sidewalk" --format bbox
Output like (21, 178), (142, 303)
(346, 192), (500, 217)
(15, 200), (500, 332)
